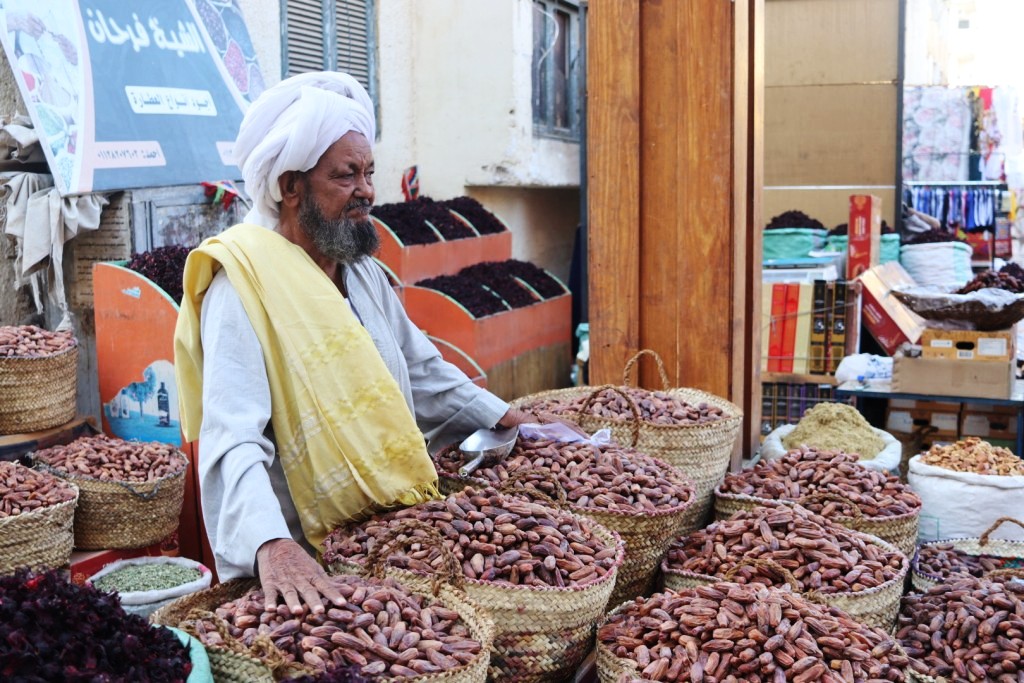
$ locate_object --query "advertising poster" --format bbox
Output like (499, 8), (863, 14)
(0, 0), (264, 196)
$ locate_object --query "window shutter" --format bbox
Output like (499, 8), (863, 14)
(285, 0), (325, 75)
(336, 0), (371, 90)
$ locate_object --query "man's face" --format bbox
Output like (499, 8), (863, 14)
(298, 132), (379, 265)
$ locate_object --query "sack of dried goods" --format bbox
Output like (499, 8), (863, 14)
(662, 502), (908, 630)
(1, 568), (195, 681)
(597, 581), (909, 683)
(898, 573), (1024, 681)
(88, 556), (213, 618)
(322, 486), (624, 682)
(0, 325), (78, 434)
(760, 402), (902, 473)
(715, 446), (922, 556)
(152, 540), (493, 683)
(34, 434), (188, 549)
(0, 460), (78, 575)
(433, 434), (695, 607)
(912, 517), (1024, 592)
(511, 350), (743, 528)
(910, 437), (1024, 543)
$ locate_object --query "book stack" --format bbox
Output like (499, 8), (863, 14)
(761, 280), (850, 375)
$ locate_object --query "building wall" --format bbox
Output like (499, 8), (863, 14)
(238, 0), (581, 282)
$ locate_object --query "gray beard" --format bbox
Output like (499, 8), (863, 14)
(298, 194), (380, 265)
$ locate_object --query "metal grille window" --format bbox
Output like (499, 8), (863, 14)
(532, 0), (581, 141)
(282, 0), (377, 105)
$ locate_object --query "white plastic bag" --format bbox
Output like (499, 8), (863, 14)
(900, 242), (974, 289)
(518, 422), (613, 446)
(88, 556), (212, 618)
(760, 423), (902, 474)
(908, 455), (1024, 543)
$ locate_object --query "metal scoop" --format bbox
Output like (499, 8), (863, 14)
(457, 425), (519, 477)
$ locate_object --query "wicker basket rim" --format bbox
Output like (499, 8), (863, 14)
(513, 385), (745, 425)
(911, 536), (1024, 583)
(713, 486), (922, 524)
(660, 533), (910, 601)
(0, 487), (79, 528)
(329, 518), (625, 596)
(155, 577), (496, 683)
(433, 453), (699, 520)
(36, 456), (188, 486)
(0, 342), (79, 362)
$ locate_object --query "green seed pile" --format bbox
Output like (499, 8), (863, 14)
(93, 563), (201, 593)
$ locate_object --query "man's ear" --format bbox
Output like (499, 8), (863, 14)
(279, 171), (304, 208)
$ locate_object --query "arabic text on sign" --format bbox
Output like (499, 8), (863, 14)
(125, 86), (218, 117)
(85, 8), (206, 58)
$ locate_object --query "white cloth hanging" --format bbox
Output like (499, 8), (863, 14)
(2, 172), (108, 326)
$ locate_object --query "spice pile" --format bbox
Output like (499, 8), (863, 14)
(126, 245), (193, 304)
(920, 437), (1024, 476)
(93, 563), (202, 594)
(372, 197), (475, 244)
(442, 196), (507, 234)
(0, 569), (192, 681)
(781, 402), (884, 460)
(598, 583), (907, 681)
(415, 259), (564, 317)
(764, 210), (826, 231)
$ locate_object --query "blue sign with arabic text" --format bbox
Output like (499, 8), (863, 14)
(0, 0), (264, 195)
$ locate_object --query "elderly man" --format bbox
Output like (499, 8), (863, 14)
(174, 72), (536, 615)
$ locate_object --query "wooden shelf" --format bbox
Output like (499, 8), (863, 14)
(761, 372), (838, 386)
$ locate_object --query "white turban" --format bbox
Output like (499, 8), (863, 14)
(234, 71), (376, 225)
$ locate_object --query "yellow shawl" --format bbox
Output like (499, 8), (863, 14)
(174, 224), (440, 549)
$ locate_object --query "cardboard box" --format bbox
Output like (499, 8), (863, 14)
(857, 263), (926, 356)
(885, 408), (960, 434)
(847, 195), (881, 279)
(961, 411), (1018, 440)
(920, 328), (1015, 362)
(892, 356), (1015, 400)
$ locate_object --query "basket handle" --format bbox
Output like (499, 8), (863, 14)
(979, 517), (1024, 547)
(576, 384), (642, 448)
(180, 608), (310, 680)
(622, 349), (671, 391)
(496, 469), (568, 508)
(796, 492), (864, 520)
(365, 518), (463, 595)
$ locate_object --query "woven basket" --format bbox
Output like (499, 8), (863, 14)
(37, 452), (187, 550)
(152, 568), (494, 683)
(0, 344), (78, 435)
(511, 351), (743, 530)
(911, 517), (1024, 592)
(661, 538), (909, 631)
(714, 488), (921, 558)
(596, 591), (913, 683)
(329, 506), (624, 682)
(434, 454), (696, 609)
(0, 486), (78, 576)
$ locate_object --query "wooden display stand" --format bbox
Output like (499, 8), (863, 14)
(92, 262), (214, 576)
(0, 415), (98, 463)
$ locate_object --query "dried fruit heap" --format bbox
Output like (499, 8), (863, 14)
(915, 543), (1021, 581)
(35, 434), (187, 483)
(665, 504), (904, 593)
(126, 245), (192, 305)
(0, 569), (192, 681)
(599, 583), (907, 681)
(0, 325), (76, 358)
(0, 461), (77, 517)
(520, 386), (728, 426)
(920, 437), (1024, 476)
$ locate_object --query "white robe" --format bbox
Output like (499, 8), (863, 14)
(197, 257), (508, 580)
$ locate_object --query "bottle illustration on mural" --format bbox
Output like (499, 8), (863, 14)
(103, 360), (181, 446)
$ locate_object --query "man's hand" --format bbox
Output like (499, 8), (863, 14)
(497, 407), (589, 438)
(256, 538), (345, 615)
